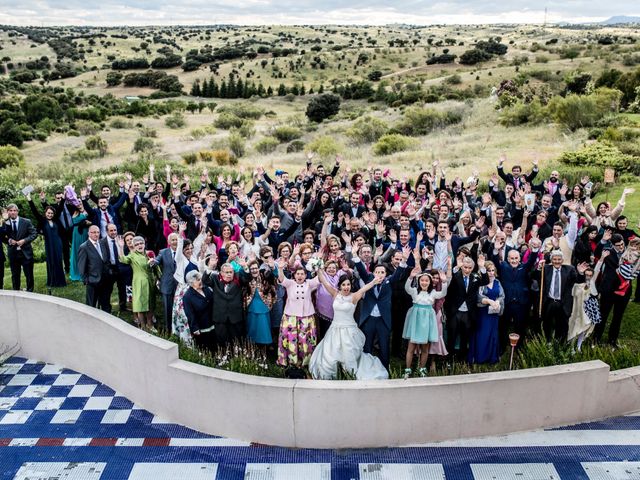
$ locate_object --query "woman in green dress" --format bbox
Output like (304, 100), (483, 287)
(117, 235), (157, 331)
(69, 203), (91, 282)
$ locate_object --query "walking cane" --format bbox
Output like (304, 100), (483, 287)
(538, 264), (545, 317)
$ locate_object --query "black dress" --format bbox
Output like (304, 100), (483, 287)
(29, 200), (66, 288)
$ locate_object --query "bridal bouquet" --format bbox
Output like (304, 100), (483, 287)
(306, 257), (324, 273)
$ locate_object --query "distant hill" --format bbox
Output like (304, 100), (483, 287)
(601, 15), (640, 24)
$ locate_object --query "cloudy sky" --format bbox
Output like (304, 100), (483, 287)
(0, 1), (637, 26)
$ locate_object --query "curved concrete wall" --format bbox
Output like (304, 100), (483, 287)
(1, 290), (639, 448)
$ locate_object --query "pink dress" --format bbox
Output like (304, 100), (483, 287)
(429, 285), (448, 356)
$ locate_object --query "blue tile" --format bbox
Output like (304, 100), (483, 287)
(92, 385), (116, 397)
(12, 397), (41, 410)
(59, 397), (88, 410)
(77, 374), (98, 385)
(109, 397), (134, 409)
(30, 374), (58, 386)
(0, 386), (26, 397)
(46, 386), (73, 397)
(16, 363), (46, 374)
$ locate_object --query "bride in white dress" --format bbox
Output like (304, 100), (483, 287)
(309, 269), (389, 380)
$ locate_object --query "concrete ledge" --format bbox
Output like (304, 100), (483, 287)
(1, 291), (639, 448)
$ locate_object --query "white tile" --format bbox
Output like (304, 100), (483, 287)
(68, 384), (97, 397)
(359, 463), (446, 480)
(244, 463), (331, 480)
(62, 438), (92, 447)
(471, 464), (560, 480)
(0, 364), (23, 375)
(414, 431), (640, 447)
(13, 462), (106, 480)
(52, 374), (81, 386)
(20, 385), (51, 398)
(116, 438), (145, 446)
(0, 410), (32, 424)
(169, 438), (251, 447)
(9, 438), (39, 446)
(582, 462), (640, 479)
(50, 409), (82, 424)
(39, 364), (65, 375)
(128, 463), (218, 480)
(101, 409), (131, 424)
(7, 374), (36, 386)
(151, 414), (170, 424)
(0, 397), (18, 409)
(35, 397), (65, 410)
(83, 396), (113, 410)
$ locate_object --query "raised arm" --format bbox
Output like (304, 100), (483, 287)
(317, 268), (338, 298)
(351, 275), (382, 304)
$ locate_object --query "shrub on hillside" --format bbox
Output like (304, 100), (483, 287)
(286, 140), (305, 153)
(306, 135), (343, 158)
(132, 137), (157, 153)
(373, 134), (418, 155)
(559, 142), (635, 172)
(214, 112), (244, 129)
(345, 116), (389, 144)
(498, 99), (547, 126)
(254, 137), (280, 154)
(85, 135), (108, 157)
(217, 103), (264, 120)
(306, 93), (341, 122)
(459, 48), (492, 65)
(228, 132), (246, 158)
(272, 126), (303, 143)
(0, 146), (25, 169)
(547, 88), (621, 131)
(165, 112), (186, 129)
(392, 107), (463, 136)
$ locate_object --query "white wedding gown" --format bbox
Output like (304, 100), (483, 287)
(309, 294), (389, 380)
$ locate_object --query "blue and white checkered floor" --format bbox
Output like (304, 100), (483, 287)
(2, 357), (640, 479)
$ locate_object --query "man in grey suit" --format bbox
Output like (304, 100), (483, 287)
(155, 232), (179, 331)
(3, 204), (38, 292)
(77, 225), (109, 310)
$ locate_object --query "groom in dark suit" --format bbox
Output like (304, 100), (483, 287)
(3, 204), (38, 292)
(353, 245), (409, 369)
(445, 255), (490, 359)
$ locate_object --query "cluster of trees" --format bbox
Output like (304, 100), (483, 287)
(189, 73), (317, 99)
(114, 71), (183, 93)
(111, 58), (150, 70)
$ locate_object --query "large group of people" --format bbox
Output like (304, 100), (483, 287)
(1, 154), (639, 379)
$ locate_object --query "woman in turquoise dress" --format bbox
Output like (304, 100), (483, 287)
(69, 204), (90, 282)
(244, 259), (276, 349)
(117, 235), (158, 332)
(468, 261), (504, 365)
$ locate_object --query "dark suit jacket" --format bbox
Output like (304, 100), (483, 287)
(445, 269), (490, 321)
(156, 247), (178, 295)
(353, 259), (406, 329)
(493, 252), (537, 306)
(99, 236), (122, 275)
(84, 195), (126, 235)
(497, 165), (538, 187)
(0, 224), (6, 264)
(183, 286), (214, 334)
(596, 248), (622, 296)
(533, 264), (584, 317)
(77, 239), (107, 285)
(202, 272), (246, 325)
(3, 217), (38, 261)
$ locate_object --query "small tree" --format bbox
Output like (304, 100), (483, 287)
(85, 135), (108, 157)
(306, 93), (341, 122)
(0, 145), (25, 169)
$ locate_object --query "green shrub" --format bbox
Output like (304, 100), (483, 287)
(345, 116), (388, 144)
(165, 112), (186, 129)
(109, 118), (134, 129)
(228, 132), (246, 158)
(306, 93), (341, 122)
(392, 107), (463, 136)
(559, 141), (635, 172)
(286, 140), (305, 153)
(190, 128), (207, 140)
(272, 125), (303, 143)
(235, 121), (255, 139)
(444, 73), (462, 85)
(0, 146), (25, 169)
(306, 135), (343, 158)
(138, 126), (157, 138)
(74, 120), (101, 135)
(217, 103), (264, 120)
(547, 88), (622, 131)
(84, 135), (108, 156)
(499, 99), (547, 126)
(254, 137), (280, 154)
(133, 137), (157, 153)
(182, 152), (198, 165)
(373, 134), (418, 155)
(63, 148), (100, 163)
(214, 112), (244, 129)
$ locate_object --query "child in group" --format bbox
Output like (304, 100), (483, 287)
(402, 266), (449, 378)
(615, 238), (640, 296)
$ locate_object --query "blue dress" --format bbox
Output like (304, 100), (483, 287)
(469, 280), (502, 364)
(247, 287), (272, 345)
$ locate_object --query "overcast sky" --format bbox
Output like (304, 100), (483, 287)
(0, 1), (637, 26)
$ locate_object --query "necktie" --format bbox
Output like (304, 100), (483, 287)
(464, 276), (469, 291)
(103, 211), (110, 226)
(374, 284), (380, 297)
(95, 242), (103, 259)
(172, 250), (176, 264)
(110, 239), (117, 265)
(553, 269), (560, 300)
(196, 219), (200, 231)
(12, 220), (17, 236)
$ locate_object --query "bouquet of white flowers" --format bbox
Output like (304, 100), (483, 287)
(306, 257), (324, 273)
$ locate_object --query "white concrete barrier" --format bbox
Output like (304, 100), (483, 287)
(1, 291), (639, 448)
